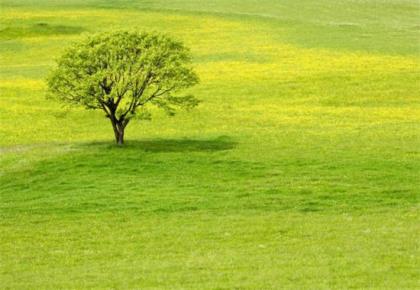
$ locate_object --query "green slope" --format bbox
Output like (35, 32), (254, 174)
(0, 0), (419, 288)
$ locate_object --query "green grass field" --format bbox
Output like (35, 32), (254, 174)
(1, 0), (419, 288)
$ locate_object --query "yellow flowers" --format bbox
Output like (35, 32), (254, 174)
(196, 42), (418, 82)
(0, 79), (45, 90)
(0, 5), (419, 146)
(0, 8), (112, 20)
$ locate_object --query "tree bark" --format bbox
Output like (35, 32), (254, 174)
(117, 126), (124, 145)
(110, 118), (126, 145)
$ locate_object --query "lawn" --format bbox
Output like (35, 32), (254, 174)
(0, 0), (419, 288)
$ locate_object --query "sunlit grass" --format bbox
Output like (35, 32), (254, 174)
(0, 0), (419, 288)
(1, 8), (418, 145)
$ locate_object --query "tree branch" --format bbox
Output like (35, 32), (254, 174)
(138, 85), (176, 106)
(118, 72), (153, 121)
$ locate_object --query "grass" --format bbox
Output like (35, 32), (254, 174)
(0, 0), (419, 288)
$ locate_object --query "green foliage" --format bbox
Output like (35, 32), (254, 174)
(47, 31), (199, 143)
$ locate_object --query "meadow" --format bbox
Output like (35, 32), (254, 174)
(1, 0), (419, 288)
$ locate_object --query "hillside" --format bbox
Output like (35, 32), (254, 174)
(0, 0), (419, 288)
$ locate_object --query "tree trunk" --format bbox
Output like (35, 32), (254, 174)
(110, 118), (126, 145)
(116, 127), (124, 145)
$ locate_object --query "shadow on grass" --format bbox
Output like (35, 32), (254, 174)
(81, 135), (237, 153)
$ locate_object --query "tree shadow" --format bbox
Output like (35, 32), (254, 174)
(83, 136), (237, 153)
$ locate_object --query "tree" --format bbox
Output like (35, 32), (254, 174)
(47, 31), (199, 145)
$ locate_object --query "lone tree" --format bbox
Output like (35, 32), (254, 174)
(47, 31), (199, 145)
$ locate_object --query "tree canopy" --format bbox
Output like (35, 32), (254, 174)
(47, 31), (199, 144)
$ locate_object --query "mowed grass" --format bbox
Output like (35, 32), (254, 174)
(1, 0), (419, 288)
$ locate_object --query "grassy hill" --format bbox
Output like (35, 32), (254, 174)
(1, 0), (419, 288)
